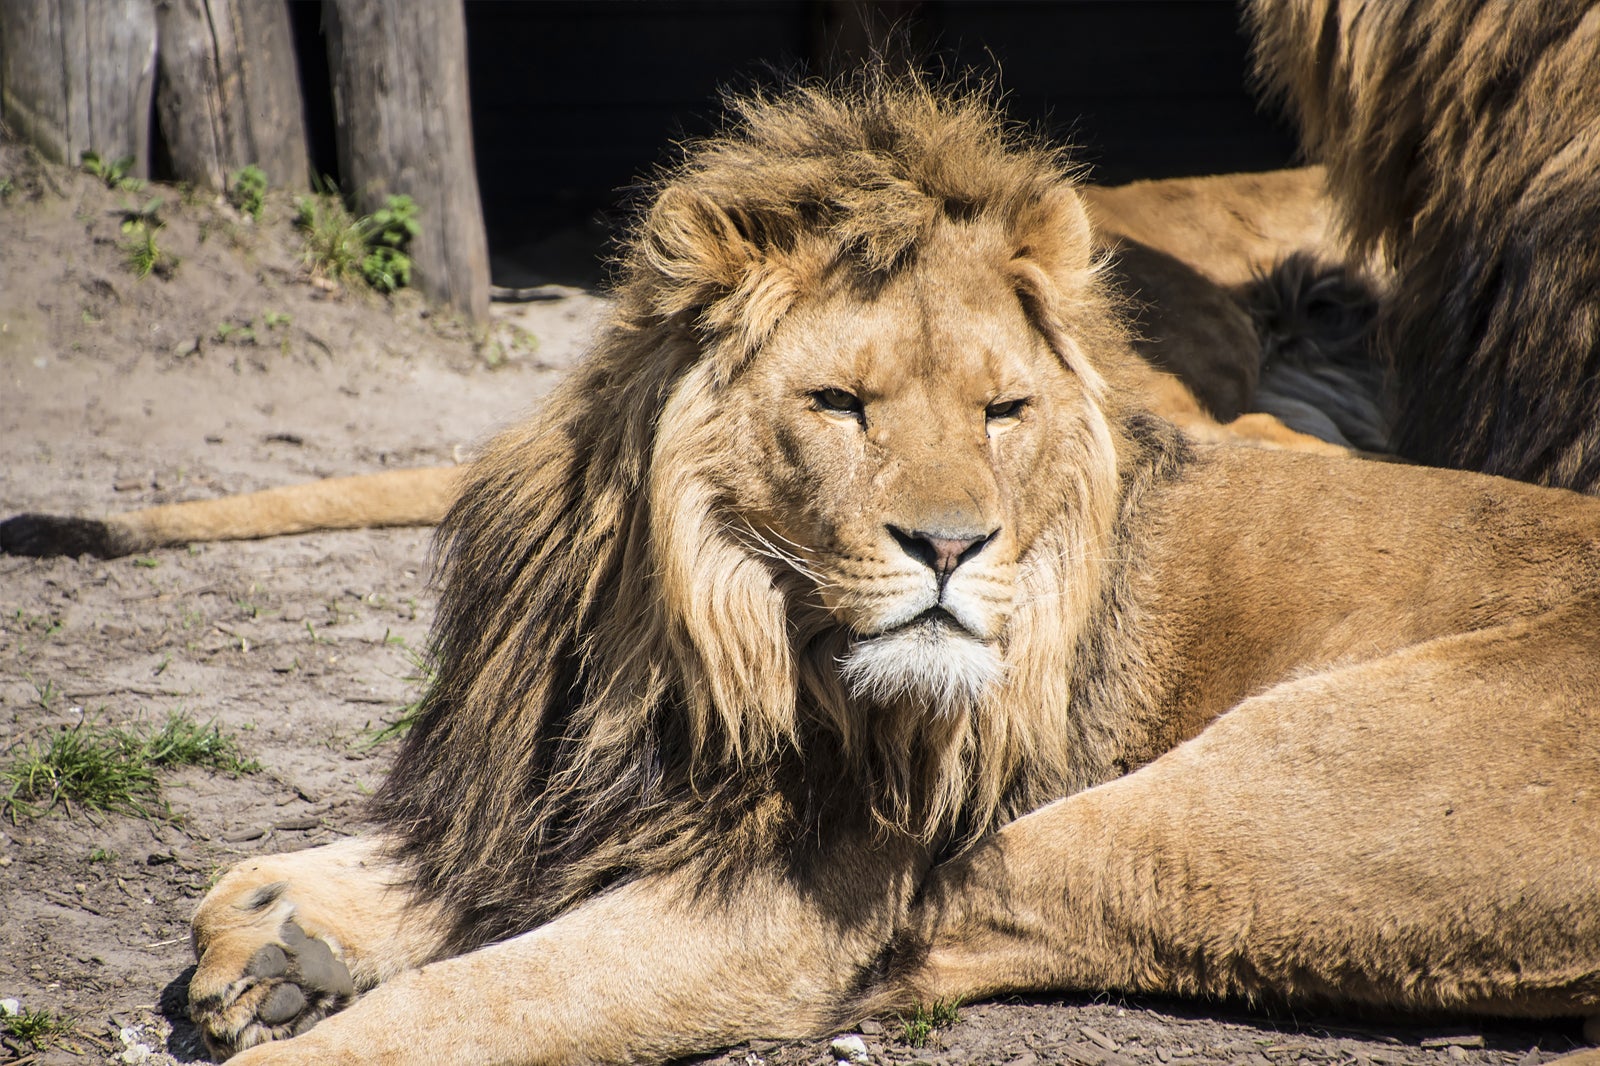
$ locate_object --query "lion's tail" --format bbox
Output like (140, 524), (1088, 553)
(0, 465), (462, 558)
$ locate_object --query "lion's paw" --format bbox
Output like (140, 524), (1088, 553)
(190, 917), (355, 1059)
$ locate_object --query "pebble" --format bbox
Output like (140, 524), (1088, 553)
(1082, 1026), (1120, 1052)
(859, 1020), (884, 1036)
(830, 1034), (870, 1063)
(0, 997), (19, 1016)
(119, 1033), (153, 1064)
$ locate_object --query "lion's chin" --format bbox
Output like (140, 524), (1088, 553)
(839, 614), (1004, 716)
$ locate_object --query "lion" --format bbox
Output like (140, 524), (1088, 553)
(0, 168), (1373, 561)
(179, 77), (1600, 1064)
(1247, 0), (1600, 493)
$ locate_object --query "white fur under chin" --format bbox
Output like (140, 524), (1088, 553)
(839, 620), (1004, 715)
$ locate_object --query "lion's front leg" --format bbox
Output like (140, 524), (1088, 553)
(217, 855), (912, 1066)
(189, 835), (449, 1059)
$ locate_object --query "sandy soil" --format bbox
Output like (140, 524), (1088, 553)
(0, 146), (1589, 1066)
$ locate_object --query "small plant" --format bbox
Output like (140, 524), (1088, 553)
(88, 846), (118, 863)
(0, 176), (14, 200)
(120, 194), (165, 230)
(360, 194), (419, 292)
(295, 180), (421, 293)
(296, 184), (367, 288)
(227, 164), (268, 220)
(214, 321), (256, 345)
(80, 150), (144, 191)
(122, 221), (174, 279)
(1, 1005), (78, 1049)
(2, 712), (260, 822)
(3, 722), (162, 821)
(365, 636), (436, 744)
(262, 310), (292, 329)
(138, 712), (261, 774)
(29, 675), (59, 712)
(897, 1000), (960, 1048)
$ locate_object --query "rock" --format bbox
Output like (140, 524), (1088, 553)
(859, 1020), (884, 1036)
(0, 998), (19, 1016)
(1082, 1026), (1120, 1052)
(830, 1034), (870, 1063)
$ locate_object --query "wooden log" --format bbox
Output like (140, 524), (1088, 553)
(0, 0), (157, 174)
(152, 0), (310, 191)
(324, 0), (489, 324)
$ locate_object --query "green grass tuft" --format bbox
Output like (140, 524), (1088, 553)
(364, 635), (435, 745)
(228, 164), (268, 221)
(2, 1005), (78, 1049)
(898, 1000), (961, 1048)
(138, 712), (261, 774)
(2, 712), (259, 823)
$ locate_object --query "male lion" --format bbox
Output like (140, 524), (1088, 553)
(183, 78), (1600, 1064)
(1248, 0), (1600, 493)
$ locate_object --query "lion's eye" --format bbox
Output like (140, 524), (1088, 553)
(812, 388), (864, 419)
(986, 398), (1028, 422)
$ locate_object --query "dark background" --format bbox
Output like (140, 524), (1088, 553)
(291, 1), (1300, 283)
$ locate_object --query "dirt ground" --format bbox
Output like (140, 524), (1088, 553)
(0, 147), (1590, 1066)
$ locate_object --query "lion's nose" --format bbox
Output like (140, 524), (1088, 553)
(887, 525), (997, 584)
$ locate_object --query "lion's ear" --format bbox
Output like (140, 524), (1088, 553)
(640, 186), (803, 382)
(642, 187), (758, 319)
(1010, 184), (1095, 290)
(1008, 185), (1110, 394)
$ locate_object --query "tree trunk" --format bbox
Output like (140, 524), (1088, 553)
(152, 0), (310, 191)
(324, 0), (489, 325)
(0, 0), (157, 174)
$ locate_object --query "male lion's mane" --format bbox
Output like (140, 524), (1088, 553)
(369, 76), (1189, 951)
(1248, 0), (1600, 492)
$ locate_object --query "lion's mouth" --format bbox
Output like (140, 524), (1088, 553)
(863, 606), (969, 640)
(839, 606), (1004, 711)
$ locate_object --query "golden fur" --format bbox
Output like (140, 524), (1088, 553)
(1248, 0), (1600, 491)
(183, 77), (1600, 1065)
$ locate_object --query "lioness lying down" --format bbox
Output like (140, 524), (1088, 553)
(178, 80), (1600, 1064)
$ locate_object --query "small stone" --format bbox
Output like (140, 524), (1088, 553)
(859, 1020), (884, 1036)
(1005, 1054), (1038, 1066)
(222, 826), (267, 843)
(1421, 1036), (1485, 1050)
(0, 998), (20, 1016)
(1082, 1026), (1120, 1052)
(830, 1034), (870, 1063)
(1447, 1049), (1469, 1063)
(273, 816), (321, 832)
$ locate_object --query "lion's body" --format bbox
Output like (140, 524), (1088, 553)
(1248, 0), (1600, 492)
(182, 77), (1600, 1065)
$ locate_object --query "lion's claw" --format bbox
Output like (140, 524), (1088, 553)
(192, 919), (354, 1059)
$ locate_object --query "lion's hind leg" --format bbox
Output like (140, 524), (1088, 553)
(189, 836), (448, 1058)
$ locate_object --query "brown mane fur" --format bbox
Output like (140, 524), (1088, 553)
(1247, 0), (1600, 492)
(369, 75), (1188, 951)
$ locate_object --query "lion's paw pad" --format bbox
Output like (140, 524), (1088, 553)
(193, 920), (355, 1057)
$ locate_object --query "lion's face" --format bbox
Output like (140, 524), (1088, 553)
(710, 221), (1116, 713)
